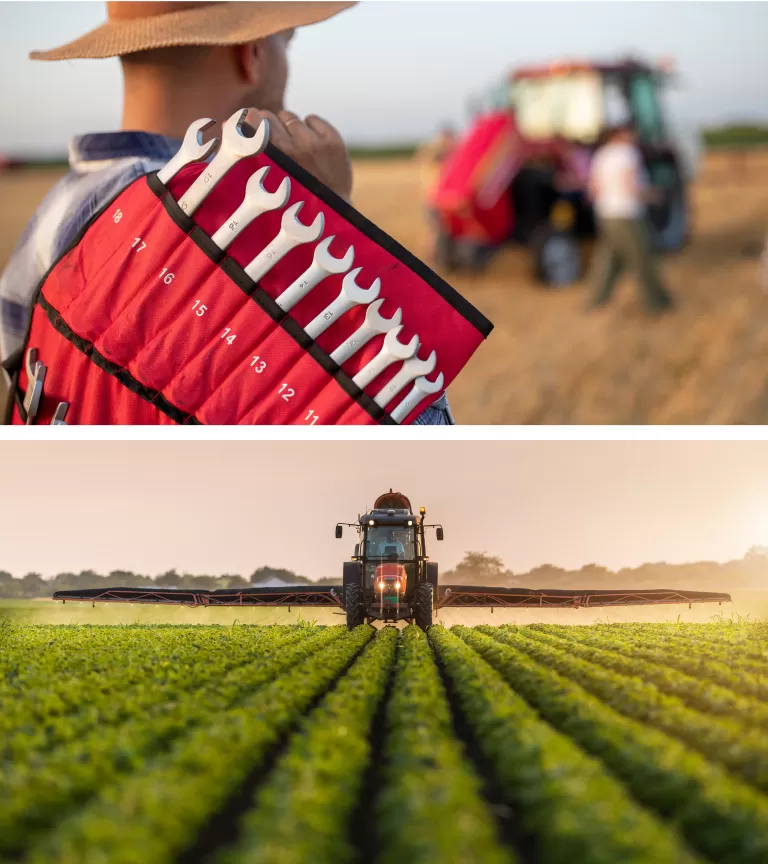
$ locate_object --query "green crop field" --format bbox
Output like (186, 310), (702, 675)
(3, 620), (768, 863)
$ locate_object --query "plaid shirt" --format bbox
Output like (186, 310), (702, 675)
(0, 131), (452, 425)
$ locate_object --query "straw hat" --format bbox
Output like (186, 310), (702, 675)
(30, 1), (357, 62)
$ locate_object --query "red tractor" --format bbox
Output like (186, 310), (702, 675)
(429, 57), (691, 286)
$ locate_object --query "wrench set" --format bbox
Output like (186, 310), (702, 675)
(12, 109), (492, 425)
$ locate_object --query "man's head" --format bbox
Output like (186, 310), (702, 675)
(119, 28), (295, 118)
(31, 2), (356, 135)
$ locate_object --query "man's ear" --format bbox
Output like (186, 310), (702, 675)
(233, 41), (263, 85)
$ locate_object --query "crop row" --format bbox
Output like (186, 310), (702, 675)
(428, 626), (700, 864)
(222, 626), (398, 864)
(517, 625), (768, 727)
(2, 626), (309, 759)
(25, 625), (375, 864)
(459, 625), (768, 864)
(375, 625), (511, 864)
(1, 624), (295, 722)
(0, 625), (345, 855)
(530, 622), (768, 679)
(487, 626), (768, 793)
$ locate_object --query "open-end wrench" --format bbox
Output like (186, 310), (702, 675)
(50, 402), (69, 426)
(329, 299), (402, 366)
(210, 167), (291, 250)
(275, 236), (354, 312)
(23, 348), (46, 425)
(390, 371), (445, 423)
(177, 110), (269, 216)
(157, 118), (219, 186)
(244, 201), (324, 283)
(352, 326), (419, 390)
(374, 349), (437, 409)
(304, 268), (381, 340)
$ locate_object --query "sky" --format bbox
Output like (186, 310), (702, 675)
(1, 1), (767, 156)
(3, 440), (768, 581)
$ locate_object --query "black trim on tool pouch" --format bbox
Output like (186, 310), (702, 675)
(263, 142), (493, 339)
(36, 293), (199, 425)
(147, 170), (394, 425)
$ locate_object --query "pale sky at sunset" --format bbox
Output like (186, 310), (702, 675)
(1, 1), (766, 155)
(3, 440), (768, 581)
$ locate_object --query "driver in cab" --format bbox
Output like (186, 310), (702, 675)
(377, 530), (405, 559)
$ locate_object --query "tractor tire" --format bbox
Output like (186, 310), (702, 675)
(414, 582), (434, 630)
(434, 230), (458, 271)
(345, 584), (365, 630)
(531, 226), (583, 287)
(426, 561), (439, 590)
(456, 240), (493, 272)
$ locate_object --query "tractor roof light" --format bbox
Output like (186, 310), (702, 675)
(419, 507), (426, 515)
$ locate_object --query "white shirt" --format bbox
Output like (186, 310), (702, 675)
(590, 142), (646, 220)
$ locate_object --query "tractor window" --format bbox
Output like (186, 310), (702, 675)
(513, 73), (602, 142)
(602, 78), (632, 128)
(364, 526), (415, 561)
(629, 74), (665, 142)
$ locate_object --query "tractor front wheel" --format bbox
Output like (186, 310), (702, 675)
(414, 582), (434, 630)
(531, 226), (583, 288)
(345, 584), (365, 630)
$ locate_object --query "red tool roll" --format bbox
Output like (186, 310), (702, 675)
(10, 143), (493, 425)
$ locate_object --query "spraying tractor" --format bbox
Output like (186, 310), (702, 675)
(335, 490), (442, 628)
(430, 57), (691, 286)
(53, 488), (731, 628)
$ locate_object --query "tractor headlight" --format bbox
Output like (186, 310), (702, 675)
(395, 581), (401, 590)
(377, 581), (384, 591)
(407, 520), (413, 526)
(369, 520), (375, 526)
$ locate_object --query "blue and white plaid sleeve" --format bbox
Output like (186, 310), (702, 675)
(412, 391), (455, 425)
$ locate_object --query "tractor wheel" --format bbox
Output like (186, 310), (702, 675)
(345, 584), (365, 630)
(531, 226), (583, 287)
(414, 583), (434, 630)
(434, 230), (458, 271)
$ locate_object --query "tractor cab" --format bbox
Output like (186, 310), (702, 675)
(432, 56), (688, 285)
(360, 508), (418, 603)
(506, 58), (676, 148)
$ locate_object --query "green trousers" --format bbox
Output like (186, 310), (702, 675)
(590, 217), (672, 309)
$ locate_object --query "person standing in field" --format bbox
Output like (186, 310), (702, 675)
(587, 123), (675, 314)
(0, 0), (452, 424)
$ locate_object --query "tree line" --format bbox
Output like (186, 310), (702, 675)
(0, 566), (336, 599)
(2, 550), (766, 599)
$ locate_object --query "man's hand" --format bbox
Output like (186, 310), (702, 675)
(247, 109), (353, 203)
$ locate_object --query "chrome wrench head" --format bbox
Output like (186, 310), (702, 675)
(279, 200), (326, 245)
(156, 118), (219, 185)
(390, 372), (445, 424)
(304, 268), (382, 340)
(374, 349), (438, 409)
(352, 325), (420, 390)
(177, 109), (270, 215)
(275, 235), (355, 312)
(311, 235), (355, 275)
(210, 166), (291, 250)
(328, 299), (402, 365)
(341, 268), (382, 305)
(245, 201), (325, 283)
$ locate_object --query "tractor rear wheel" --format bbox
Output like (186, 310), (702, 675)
(414, 583), (434, 630)
(345, 584), (365, 629)
(434, 230), (458, 271)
